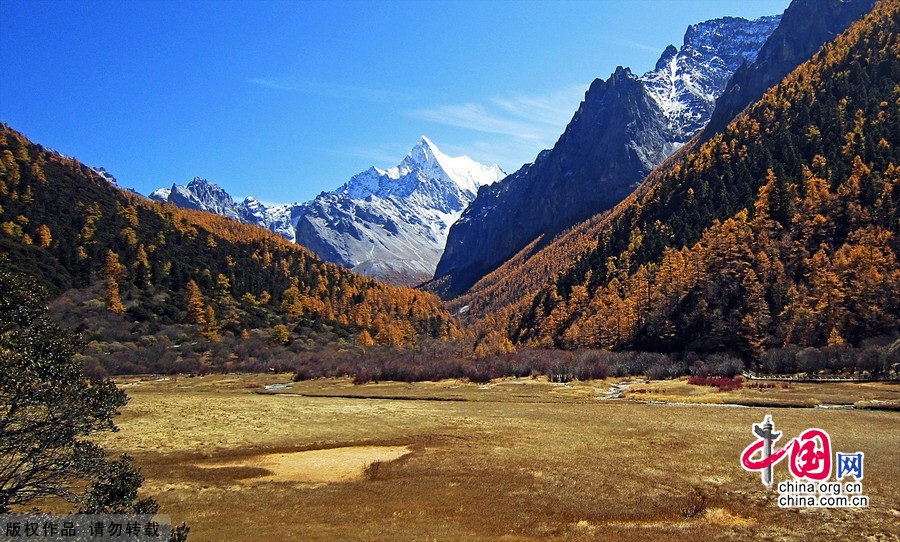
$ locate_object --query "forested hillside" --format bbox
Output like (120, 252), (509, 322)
(510, 0), (898, 356)
(435, 0), (878, 336)
(0, 125), (457, 373)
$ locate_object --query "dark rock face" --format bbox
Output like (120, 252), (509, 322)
(435, 68), (672, 297)
(433, 14), (781, 299)
(701, 0), (876, 140)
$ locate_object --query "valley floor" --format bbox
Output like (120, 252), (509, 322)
(97, 375), (900, 541)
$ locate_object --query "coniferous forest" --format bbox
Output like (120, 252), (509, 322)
(505, 1), (899, 359)
(0, 125), (458, 375)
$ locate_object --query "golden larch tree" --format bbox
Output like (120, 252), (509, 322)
(185, 280), (207, 325)
(102, 250), (125, 313)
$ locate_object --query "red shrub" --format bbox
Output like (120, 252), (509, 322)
(687, 376), (743, 392)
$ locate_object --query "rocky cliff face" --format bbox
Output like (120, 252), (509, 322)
(433, 15), (780, 299)
(642, 16), (780, 141)
(164, 177), (244, 221)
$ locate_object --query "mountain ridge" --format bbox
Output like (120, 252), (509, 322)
(700, 0), (878, 141)
(149, 177), (304, 242)
(0, 122), (458, 365)
(432, 14), (781, 299)
(150, 138), (503, 285)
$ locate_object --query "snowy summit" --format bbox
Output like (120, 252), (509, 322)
(148, 137), (504, 285)
(640, 15), (781, 141)
(297, 137), (505, 284)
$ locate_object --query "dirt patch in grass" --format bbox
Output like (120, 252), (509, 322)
(194, 445), (412, 484)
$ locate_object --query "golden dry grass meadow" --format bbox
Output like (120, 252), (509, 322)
(93, 375), (900, 541)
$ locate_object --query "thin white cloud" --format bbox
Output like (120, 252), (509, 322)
(252, 82), (589, 176)
(249, 78), (297, 91)
(612, 38), (664, 55)
(327, 143), (410, 167)
(249, 77), (413, 102)
(490, 86), (586, 128)
(409, 103), (547, 142)
(403, 84), (586, 171)
(407, 84), (586, 146)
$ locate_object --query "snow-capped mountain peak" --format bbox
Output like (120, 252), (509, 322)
(407, 135), (439, 164)
(340, 137), (504, 202)
(240, 196), (266, 213)
(640, 15), (781, 141)
(90, 166), (119, 186)
(147, 137), (502, 285)
(296, 137), (506, 283)
(406, 136), (505, 196)
(149, 187), (171, 201)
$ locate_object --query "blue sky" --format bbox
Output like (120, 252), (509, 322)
(0, 0), (790, 204)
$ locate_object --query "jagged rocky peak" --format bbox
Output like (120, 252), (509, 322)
(160, 176), (242, 221)
(341, 136), (503, 203)
(183, 177), (233, 204)
(146, 137), (503, 285)
(296, 137), (505, 284)
(640, 14), (781, 140)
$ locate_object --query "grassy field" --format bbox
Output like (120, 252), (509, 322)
(96, 375), (900, 541)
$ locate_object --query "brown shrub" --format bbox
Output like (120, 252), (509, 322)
(363, 460), (384, 481)
(680, 488), (706, 518)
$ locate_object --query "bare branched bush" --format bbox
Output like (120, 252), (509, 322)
(680, 489), (706, 518)
(363, 460), (384, 481)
